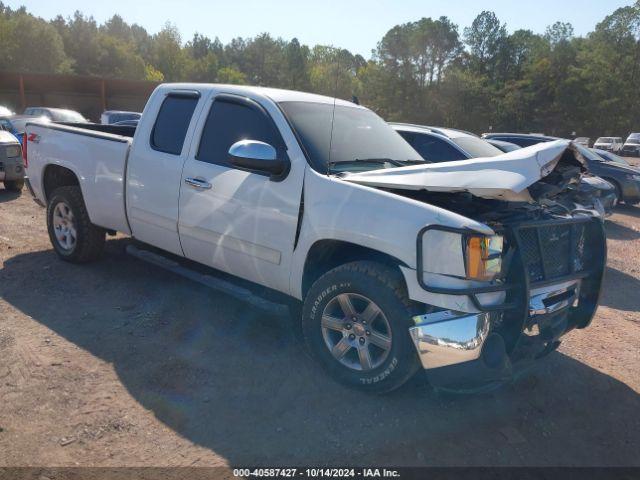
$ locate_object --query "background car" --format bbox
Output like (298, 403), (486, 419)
(591, 149), (640, 205)
(574, 137), (591, 147)
(23, 107), (88, 123)
(401, 126), (618, 213)
(594, 137), (624, 152)
(0, 115), (48, 144)
(101, 110), (142, 125)
(621, 133), (640, 157)
(0, 129), (24, 192)
(392, 123), (504, 162)
(482, 132), (556, 147)
(593, 149), (632, 166)
(484, 138), (522, 153)
(0, 106), (14, 116)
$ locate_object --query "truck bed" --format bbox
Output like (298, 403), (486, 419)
(25, 121), (133, 234)
(56, 122), (137, 138)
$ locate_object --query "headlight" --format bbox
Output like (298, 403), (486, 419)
(421, 229), (505, 282)
(464, 235), (504, 281)
(5, 145), (21, 158)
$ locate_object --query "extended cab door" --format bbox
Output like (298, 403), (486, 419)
(178, 92), (305, 294)
(126, 90), (204, 255)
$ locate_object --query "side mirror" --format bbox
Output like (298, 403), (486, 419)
(228, 140), (289, 179)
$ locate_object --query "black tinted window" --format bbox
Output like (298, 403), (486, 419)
(151, 95), (199, 155)
(502, 137), (541, 147)
(401, 132), (465, 162)
(197, 99), (282, 165)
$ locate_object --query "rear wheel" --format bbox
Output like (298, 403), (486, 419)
(47, 186), (105, 263)
(4, 179), (24, 192)
(302, 261), (420, 393)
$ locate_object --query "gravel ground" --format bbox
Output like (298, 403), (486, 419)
(0, 178), (639, 468)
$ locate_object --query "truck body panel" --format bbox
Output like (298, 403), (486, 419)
(27, 123), (132, 234)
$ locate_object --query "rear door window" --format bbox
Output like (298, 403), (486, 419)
(151, 94), (199, 155)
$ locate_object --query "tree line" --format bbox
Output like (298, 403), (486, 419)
(1, 1), (639, 137)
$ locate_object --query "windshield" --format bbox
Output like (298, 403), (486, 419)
(278, 101), (422, 173)
(451, 136), (503, 158)
(595, 137), (613, 144)
(52, 110), (87, 122)
(600, 151), (629, 165)
(577, 145), (604, 162)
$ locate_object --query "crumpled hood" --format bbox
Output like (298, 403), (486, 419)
(341, 139), (585, 202)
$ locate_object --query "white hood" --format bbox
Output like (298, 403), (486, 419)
(341, 139), (583, 202)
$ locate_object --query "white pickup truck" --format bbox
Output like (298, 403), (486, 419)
(24, 83), (606, 393)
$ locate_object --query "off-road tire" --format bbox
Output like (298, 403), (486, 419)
(302, 261), (420, 394)
(47, 186), (105, 263)
(4, 179), (24, 192)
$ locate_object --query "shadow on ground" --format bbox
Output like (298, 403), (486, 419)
(599, 266), (640, 312)
(605, 219), (640, 241)
(0, 189), (22, 204)
(1, 240), (639, 466)
(613, 204), (640, 219)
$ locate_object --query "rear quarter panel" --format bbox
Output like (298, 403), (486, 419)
(26, 123), (132, 234)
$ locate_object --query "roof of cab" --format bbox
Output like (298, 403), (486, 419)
(157, 83), (363, 108)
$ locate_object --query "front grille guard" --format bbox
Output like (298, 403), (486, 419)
(416, 217), (607, 317)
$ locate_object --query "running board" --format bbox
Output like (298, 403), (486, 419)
(125, 245), (290, 316)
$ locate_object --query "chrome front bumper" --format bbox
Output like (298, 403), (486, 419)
(409, 281), (581, 371)
(409, 310), (491, 370)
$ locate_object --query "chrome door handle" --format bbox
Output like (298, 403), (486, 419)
(184, 177), (212, 189)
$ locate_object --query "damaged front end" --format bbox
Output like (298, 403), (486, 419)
(342, 140), (607, 391)
(410, 215), (606, 392)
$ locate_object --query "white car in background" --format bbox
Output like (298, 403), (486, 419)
(23, 107), (88, 123)
(594, 137), (623, 153)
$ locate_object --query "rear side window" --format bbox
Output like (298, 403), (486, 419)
(197, 98), (283, 166)
(151, 95), (199, 155)
(400, 132), (465, 162)
(502, 137), (540, 147)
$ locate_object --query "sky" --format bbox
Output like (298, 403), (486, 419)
(6, 0), (634, 57)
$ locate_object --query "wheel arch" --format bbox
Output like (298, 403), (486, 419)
(42, 164), (80, 203)
(600, 176), (623, 201)
(299, 239), (408, 300)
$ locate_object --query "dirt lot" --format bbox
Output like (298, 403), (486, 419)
(0, 181), (639, 468)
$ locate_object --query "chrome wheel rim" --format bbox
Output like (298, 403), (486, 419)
(321, 293), (392, 371)
(52, 202), (77, 251)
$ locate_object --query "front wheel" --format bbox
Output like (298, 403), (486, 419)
(47, 186), (106, 263)
(302, 261), (420, 393)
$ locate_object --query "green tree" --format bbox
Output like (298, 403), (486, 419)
(0, 9), (70, 74)
(285, 38), (311, 90)
(152, 23), (187, 81)
(464, 11), (508, 76)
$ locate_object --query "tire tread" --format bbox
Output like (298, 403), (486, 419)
(47, 186), (105, 263)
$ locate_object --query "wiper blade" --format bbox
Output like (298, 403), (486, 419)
(329, 158), (424, 168)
